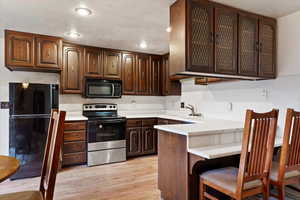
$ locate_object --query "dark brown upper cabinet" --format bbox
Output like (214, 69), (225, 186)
(136, 54), (150, 95)
(238, 13), (259, 77)
(36, 35), (62, 70)
(259, 18), (277, 78)
(5, 30), (62, 72)
(122, 53), (136, 95)
(169, 0), (277, 80)
(162, 54), (181, 96)
(150, 55), (162, 96)
(5, 30), (35, 69)
(103, 50), (122, 80)
(61, 43), (84, 94)
(214, 6), (238, 75)
(84, 47), (103, 78)
(187, 0), (214, 73)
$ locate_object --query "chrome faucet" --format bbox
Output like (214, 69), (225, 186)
(185, 104), (202, 117)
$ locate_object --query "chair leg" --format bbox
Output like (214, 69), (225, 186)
(200, 178), (205, 200)
(262, 183), (270, 200)
(277, 185), (285, 200)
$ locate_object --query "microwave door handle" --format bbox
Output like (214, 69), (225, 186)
(111, 84), (115, 97)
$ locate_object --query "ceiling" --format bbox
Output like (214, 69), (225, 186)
(1, 0), (300, 55)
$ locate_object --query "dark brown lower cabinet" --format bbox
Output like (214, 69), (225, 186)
(126, 118), (189, 158)
(142, 127), (157, 155)
(126, 119), (157, 157)
(127, 127), (143, 157)
(62, 121), (87, 166)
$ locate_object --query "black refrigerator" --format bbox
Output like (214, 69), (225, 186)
(9, 83), (59, 180)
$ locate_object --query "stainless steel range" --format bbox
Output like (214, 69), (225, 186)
(83, 103), (126, 166)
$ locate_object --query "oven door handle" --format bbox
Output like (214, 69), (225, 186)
(89, 119), (126, 124)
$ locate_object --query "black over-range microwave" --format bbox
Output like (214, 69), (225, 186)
(85, 79), (122, 98)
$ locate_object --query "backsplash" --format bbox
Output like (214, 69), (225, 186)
(165, 75), (300, 137)
(60, 95), (165, 114)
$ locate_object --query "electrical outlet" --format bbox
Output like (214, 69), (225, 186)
(0, 102), (9, 109)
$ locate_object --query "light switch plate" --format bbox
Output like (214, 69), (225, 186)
(0, 102), (10, 109)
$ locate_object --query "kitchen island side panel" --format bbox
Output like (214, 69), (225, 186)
(158, 130), (188, 200)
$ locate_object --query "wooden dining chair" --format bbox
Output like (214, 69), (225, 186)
(0, 110), (66, 200)
(200, 109), (279, 200)
(270, 108), (300, 200)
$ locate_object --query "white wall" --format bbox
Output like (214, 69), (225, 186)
(277, 10), (300, 76)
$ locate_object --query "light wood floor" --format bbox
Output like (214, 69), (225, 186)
(0, 156), (160, 200)
(0, 155), (300, 200)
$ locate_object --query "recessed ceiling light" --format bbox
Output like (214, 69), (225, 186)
(166, 27), (172, 33)
(140, 41), (147, 49)
(75, 7), (92, 16)
(65, 31), (81, 39)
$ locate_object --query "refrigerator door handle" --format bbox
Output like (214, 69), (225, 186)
(10, 114), (51, 119)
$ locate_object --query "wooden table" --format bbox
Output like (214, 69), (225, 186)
(0, 155), (20, 182)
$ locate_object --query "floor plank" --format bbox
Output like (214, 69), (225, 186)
(0, 156), (160, 200)
(0, 155), (299, 200)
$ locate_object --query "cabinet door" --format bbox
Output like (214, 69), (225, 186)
(187, 0), (214, 73)
(126, 127), (142, 157)
(36, 36), (62, 69)
(162, 55), (181, 96)
(103, 50), (122, 79)
(122, 53), (136, 95)
(142, 127), (157, 155)
(62, 44), (83, 94)
(84, 47), (103, 77)
(259, 18), (276, 78)
(150, 56), (162, 96)
(214, 7), (238, 75)
(238, 13), (259, 76)
(5, 30), (35, 67)
(136, 54), (150, 95)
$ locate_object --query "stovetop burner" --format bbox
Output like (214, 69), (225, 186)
(82, 103), (124, 120)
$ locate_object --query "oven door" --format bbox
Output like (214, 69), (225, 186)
(87, 119), (126, 151)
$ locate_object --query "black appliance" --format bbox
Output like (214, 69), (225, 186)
(83, 103), (126, 166)
(9, 83), (59, 180)
(85, 79), (122, 98)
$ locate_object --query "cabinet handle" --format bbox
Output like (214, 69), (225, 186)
(255, 42), (260, 52)
(259, 43), (263, 52)
(215, 34), (219, 45)
(210, 32), (214, 43)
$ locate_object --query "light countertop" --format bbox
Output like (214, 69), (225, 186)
(154, 119), (244, 136)
(64, 111), (205, 123)
(188, 137), (283, 159)
(65, 112), (88, 121)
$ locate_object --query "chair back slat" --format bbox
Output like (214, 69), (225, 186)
(279, 109), (300, 177)
(39, 110), (66, 200)
(237, 109), (278, 194)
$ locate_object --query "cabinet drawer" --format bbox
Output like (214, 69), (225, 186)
(63, 141), (86, 154)
(168, 119), (185, 124)
(63, 152), (86, 166)
(64, 131), (86, 142)
(157, 119), (169, 125)
(126, 119), (142, 128)
(64, 121), (86, 131)
(142, 119), (157, 127)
